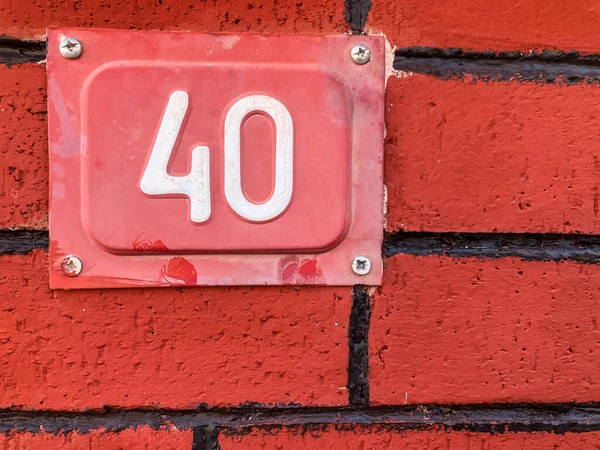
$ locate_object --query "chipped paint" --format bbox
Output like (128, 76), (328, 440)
(161, 257), (198, 285)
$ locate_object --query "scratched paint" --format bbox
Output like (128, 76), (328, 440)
(279, 256), (325, 284)
(133, 235), (169, 252)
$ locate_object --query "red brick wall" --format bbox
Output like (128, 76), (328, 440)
(2, 0), (600, 448)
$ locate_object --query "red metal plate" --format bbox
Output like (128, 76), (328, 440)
(47, 29), (385, 288)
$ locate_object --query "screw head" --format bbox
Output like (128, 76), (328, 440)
(352, 255), (371, 275)
(61, 255), (83, 277)
(351, 44), (371, 65)
(59, 37), (82, 59)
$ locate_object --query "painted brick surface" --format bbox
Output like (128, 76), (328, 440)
(4, 0), (600, 444)
(0, 250), (351, 409)
(368, 0), (600, 53)
(0, 428), (191, 449)
(219, 426), (600, 449)
(370, 254), (600, 405)
(0, 64), (47, 229)
(0, 0), (345, 39)
(10, 68), (600, 235)
(385, 74), (600, 233)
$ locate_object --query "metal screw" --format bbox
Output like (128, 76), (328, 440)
(352, 255), (371, 275)
(351, 44), (371, 65)
(61, 255), (83, 277)
(59, 37), (82, 59)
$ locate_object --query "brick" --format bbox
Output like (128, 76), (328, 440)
(385, 74), (600, 233)
(0, 427), (191, 449)
(368, 0), (600, 53)
(9, 57), (600, 236)
(0, 250), (351, 410)
(219, 426), (600, 449)
(0, 64), (47, 229)
(0, 0), (346, 39)
(370, 254), (600, 405)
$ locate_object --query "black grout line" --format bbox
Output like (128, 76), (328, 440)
(0, 229), (49, 255)
(394, 47), (600, 83)
(3, 32), (600, 85)
(345, 0), (372, 34)
(383, 231), (600, 262)
(3, 404), (600, 435)
(192, 425), (220, 450)
(5, 229), (600, 265)
(395, 47), (600, 64)
(0, 35), (45, 66)
(347, 285), (371, 407)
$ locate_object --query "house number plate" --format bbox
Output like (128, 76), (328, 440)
(47, 29), (385, 288)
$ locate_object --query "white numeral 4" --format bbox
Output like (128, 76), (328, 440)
(140, 91), (211, 223)
(141, 91), (294, 223)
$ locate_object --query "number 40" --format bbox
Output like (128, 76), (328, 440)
(140, 91), (294, 223)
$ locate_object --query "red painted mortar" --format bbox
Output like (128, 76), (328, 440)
(0, 0), (346, 38)
(371, 255), (600, 404)
(385, 74), (600, 234)
(219, 426), (600, 448)
(0, 251), (351, 409)
(0, 427), (191, 449)
(369, 0), (600, 53)
(2, 0), (600, 446)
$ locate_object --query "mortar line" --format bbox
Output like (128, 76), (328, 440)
(394, 47), (600, 83)
(2, 404), (600, 434)
(383, 231), (600, 262)
(6, 229), (600, 264)
(0, 36), (45, 65)
(347, 285), (371, 406)
(345, 0), (372, 34)
(192, 425), (220, 450)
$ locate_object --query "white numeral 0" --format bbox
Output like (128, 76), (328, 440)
(141, 92), (294, 223)
(225, 95), (293, 222)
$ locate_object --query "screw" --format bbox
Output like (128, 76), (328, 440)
(61, 255), (83, 277)
(352, 255), (371, 275)
(59, 37), (82, 59)
(351, 44), (371, 65)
